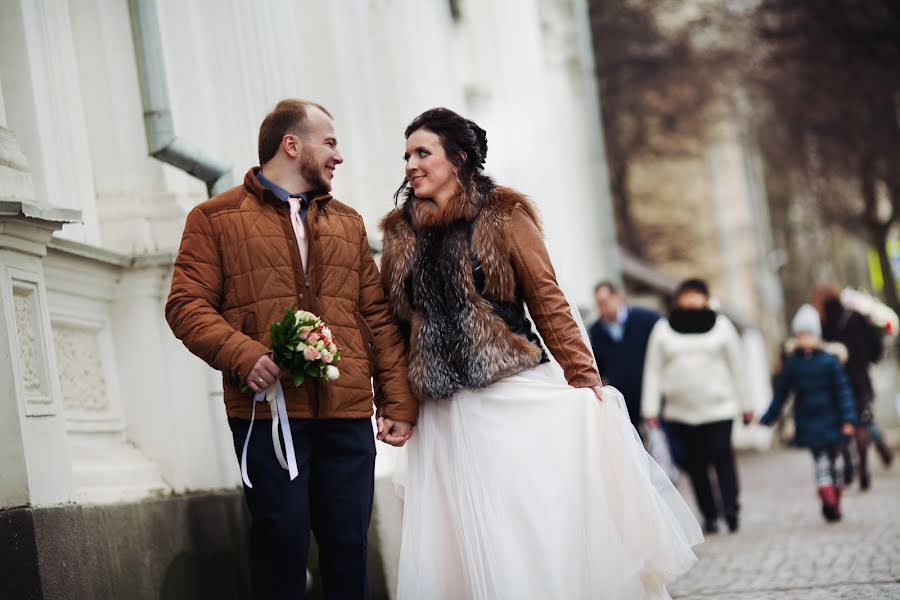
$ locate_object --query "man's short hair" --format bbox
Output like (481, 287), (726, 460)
(258, 99), (333, 165)
(594, 280), (618, 295)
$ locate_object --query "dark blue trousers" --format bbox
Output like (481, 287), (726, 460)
(229, 417), (376, 600)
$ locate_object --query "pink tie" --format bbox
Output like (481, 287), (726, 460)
(287, 196), (309, 271)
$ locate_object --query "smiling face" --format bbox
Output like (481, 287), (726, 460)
(404, 128), (460, 204)
(294, 106), (343, 191)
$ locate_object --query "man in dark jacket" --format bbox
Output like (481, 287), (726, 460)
(588, 281), (660, 428)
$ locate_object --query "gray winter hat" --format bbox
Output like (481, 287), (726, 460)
(792, 303), (822, 337)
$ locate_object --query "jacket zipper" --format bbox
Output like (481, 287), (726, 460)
(302, 201), (319, 417)
(302, 202), (315, 290)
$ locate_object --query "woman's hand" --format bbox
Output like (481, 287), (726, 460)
(841, 423), (856, 436)
(377, 417), (416, 447)
(590, 386), (604, 402)
(644, 416), (661, 429)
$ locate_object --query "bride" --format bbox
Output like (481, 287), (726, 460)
(379, 107), (702, 599)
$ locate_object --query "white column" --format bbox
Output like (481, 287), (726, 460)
(0, 66), (79, 508)
(111, 262), (240, 493)
(0, 208), (80, 507)
(456, 0), (617, 305)
(0, 77), (35, 206)
(297, 0), (464, 229)
(68, 0), (192, 254)
(0, 0), (101, 245)
(533, 0), (618, 304)
(41, 244), (172, 503)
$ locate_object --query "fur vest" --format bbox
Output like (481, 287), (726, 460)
(380, 183), (546, 401)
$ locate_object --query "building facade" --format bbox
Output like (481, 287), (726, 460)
(0, 1), (618, 597)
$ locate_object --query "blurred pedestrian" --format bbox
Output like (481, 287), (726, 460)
(641, 278), (754, 534)
(588, 281), (660, 429)
(812, 285), (889, 490)
(869, 420), (895, 468)
(760, 304), (857, 522)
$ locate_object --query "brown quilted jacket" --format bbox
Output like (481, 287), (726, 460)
(165, 168), (417, 422)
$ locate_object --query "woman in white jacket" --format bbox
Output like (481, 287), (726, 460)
(642, 279), (754, 534)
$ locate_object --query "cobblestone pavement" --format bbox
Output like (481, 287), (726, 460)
(669, 447), (900, 599)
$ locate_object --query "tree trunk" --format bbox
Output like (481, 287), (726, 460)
(870, 224), (900, 316)
(861, 162), (900, 315)
(609, 159), (642, 258)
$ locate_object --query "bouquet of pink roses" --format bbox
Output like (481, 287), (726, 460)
(239, 308), (342, 488)
(270, 308), (342, 386)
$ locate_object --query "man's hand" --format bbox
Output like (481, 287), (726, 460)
(377, 417), (415, 447)
(841, 423), (856, 436)
(247, 354), (281, 393)
(742, 411), (754, 426)
(590, 386), (604, 402)
(644, 416), (661, 429)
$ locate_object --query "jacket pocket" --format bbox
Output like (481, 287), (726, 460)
(353, 311), (377, 377)
(241, 310), (260, 337)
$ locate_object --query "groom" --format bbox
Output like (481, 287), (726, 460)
(166, 99), (417, 599)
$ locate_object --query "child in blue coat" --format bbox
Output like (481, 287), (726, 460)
(760, 304), (857, 522)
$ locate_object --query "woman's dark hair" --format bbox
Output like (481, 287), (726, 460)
(675, 278), (710, 299)
(393, 107), (490, 206)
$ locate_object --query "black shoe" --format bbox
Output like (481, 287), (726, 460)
(725, 513), (739, 533)
(860, 471), (871, 491)
(703, 518), (719, 534)
(821, 502), (841, 522)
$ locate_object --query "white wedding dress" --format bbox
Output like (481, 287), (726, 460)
(393, 358), (703, 599)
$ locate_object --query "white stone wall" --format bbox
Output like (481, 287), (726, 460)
(0, 0), (617, 506)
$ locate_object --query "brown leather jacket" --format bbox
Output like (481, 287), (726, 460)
(380, 184), (601, 401)
(166, 168), (417, 422)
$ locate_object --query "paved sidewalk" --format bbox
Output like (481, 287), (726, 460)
(669, 447), (900, 599)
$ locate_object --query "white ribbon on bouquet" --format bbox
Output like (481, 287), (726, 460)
(240, 380), (299, 488)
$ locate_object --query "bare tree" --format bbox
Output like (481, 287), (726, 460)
(588, 0), (736, 258)
(752, 0), (900, 311)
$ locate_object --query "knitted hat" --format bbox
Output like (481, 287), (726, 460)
(792, 304), (822, 337)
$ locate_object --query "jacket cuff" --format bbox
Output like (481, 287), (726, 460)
(568, 374), (603, 388)
(236, 342), (272, 382)
(381, 399), (419, 424)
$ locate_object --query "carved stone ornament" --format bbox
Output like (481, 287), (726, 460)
(52, 324), (109, 412)
(13, 289), (41, 394)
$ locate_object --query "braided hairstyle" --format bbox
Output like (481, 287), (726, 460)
(394, 107), (491, 207)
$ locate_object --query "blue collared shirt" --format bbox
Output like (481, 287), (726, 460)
(602, 305), (629, 342)
(255, 169), (310, 222)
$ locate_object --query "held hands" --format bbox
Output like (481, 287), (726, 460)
(247, 354), (281, 393)
(377, 417), (415, 447)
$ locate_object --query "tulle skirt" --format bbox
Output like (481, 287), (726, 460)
(394, 362), (703, 600)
